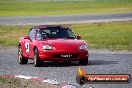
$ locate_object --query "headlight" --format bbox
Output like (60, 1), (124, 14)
(79, 45), (88, 50)
(42, 45), (52, 50)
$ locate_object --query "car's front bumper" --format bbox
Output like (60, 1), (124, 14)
(38, 49), (89, 61)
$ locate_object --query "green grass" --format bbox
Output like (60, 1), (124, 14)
(0, 21), (132, 50)
(0, 0), (132, 16)
(0, 76), (6, 83)
(71, 21), (132, 50)
(0, 25), (31, 46)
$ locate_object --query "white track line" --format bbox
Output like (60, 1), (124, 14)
(42, 79), (59, 85)
(15, 75), (32, 79)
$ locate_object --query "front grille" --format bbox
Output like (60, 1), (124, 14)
(54, 54), (78, 58)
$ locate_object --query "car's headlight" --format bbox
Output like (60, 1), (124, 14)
(79, 45), (88, 50)
(42, 45), (52, 50)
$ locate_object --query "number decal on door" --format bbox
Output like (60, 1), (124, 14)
(25, 43), (29, 52)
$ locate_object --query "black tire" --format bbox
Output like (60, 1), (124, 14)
(34, 48), (43, 67)
(79, 58), (88, 65)
(18, 46), (28, 64)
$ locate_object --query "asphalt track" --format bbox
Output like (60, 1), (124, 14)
(0, 12), (132, 25)
(0, 48), (132, 88)
(0, 12), (132, 88)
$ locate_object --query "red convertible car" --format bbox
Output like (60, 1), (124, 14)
(18, 25), (89, 67)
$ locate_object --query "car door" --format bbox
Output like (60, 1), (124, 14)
(24, 29), (35, 58)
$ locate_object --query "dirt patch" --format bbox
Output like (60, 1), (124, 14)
(0, 76), (60, 88)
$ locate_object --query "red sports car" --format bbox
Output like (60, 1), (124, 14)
(18, 25), (89, 67)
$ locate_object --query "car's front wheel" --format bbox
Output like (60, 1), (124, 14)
(34, 48), (43, 67)
(79, 58), (88, 65)
(18, 46), (28, 64)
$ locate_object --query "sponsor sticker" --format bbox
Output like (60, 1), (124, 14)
(76, 67), (131, 85)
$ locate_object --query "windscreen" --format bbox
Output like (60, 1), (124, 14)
(36, 27), (76, 40)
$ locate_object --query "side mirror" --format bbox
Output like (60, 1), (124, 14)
(24, 35), (30, 39)
(77, 35), (81, 39)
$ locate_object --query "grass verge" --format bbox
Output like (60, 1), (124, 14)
(0, 0), (132, 16)
(0, 76), (60, 88)
(0, 21), (132, 50)
(71, 21), (132, 51)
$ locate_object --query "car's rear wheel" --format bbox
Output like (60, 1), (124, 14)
(18, 46), (28, 64)
(34, 48), (43, 67)
(79, 58), (88, 65)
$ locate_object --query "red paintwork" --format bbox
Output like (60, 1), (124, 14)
(18, 26), (88, 61)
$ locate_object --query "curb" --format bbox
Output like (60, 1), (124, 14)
(0, 74), (93, 88)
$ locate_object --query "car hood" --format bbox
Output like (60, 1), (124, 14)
(40, 39), (87, 50)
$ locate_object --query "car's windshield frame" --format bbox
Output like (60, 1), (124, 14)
(35, 27), (76, 40)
